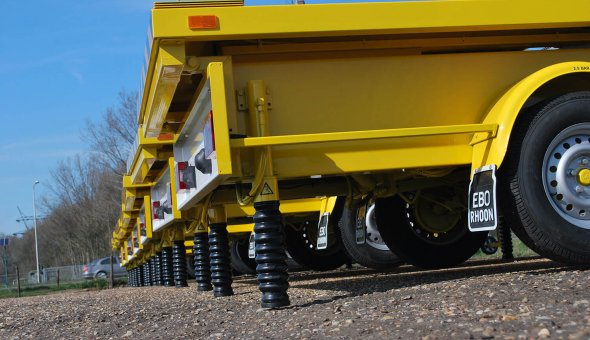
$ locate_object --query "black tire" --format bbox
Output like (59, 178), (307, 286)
(285, 205), (348, 271)
(229, 236), (257, 275)
(375, 191), (488, 269)
(498, 91), (590, 264)
(339, 198), (402, 270)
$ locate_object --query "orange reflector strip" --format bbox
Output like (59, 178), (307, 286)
(188, 16), (218, 29)
(157, 133), (175, 141)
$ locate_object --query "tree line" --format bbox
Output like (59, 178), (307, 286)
(2, 91), (137, 273)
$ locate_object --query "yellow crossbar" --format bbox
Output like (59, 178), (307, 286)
(230, 124), (498, 149)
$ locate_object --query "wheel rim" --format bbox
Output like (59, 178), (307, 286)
(364, 204), (390, 250)
(299, 221), (340, 252)
(481, 236), (498, 255)
(404, 188), (467, 245)
(300, 222), (317, 250)
(542, 123), (590, 229)
(96, 272), (107, 279)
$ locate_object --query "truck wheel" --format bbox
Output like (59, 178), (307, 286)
(285, 219), (348, 271)
(375, 188), (488, 269)
(229, 236), (257, 275)
(339, 198), (402, 270)
(480, 235), (499, 255)
(499, 91), (590, 264)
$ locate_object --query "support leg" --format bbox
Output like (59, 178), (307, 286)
(172, 241), (188, 287)
(209, 221), (233, 297)
(150, 256), (157, 286)
(143, 263), (150, 286)
(498, 218), (514, 261)
(154, 252), (163, 286)
(194, 232), (213, 291)
(138, 265), (145, 287)
(161, 246), (174, 287)
(254, 200), (290, 308)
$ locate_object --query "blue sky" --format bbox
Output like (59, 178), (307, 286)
(0, 0), (385, 236)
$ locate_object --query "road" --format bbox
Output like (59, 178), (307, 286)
(0, 257), (589, 339)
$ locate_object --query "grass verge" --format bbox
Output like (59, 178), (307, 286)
(0, 278), (127, 299)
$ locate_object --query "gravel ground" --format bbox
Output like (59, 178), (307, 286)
(1, 257), (589, 339)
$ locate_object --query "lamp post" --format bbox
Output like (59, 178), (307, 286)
(33, 180), (40, 284)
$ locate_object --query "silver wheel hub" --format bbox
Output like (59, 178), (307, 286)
(365, 204), (390, 250)
(542, 123), (590, 229)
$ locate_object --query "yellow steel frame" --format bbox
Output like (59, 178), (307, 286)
(225, 197), (337, 218)
(142, 194), (154, 241)
(207, 62), (233, 175)
(166, 157), (183, 220)
(141, 42), (185, 136)
(128, 128), (176, 185)
(151, 1), (590, 41)
(231, 124), (497, 148)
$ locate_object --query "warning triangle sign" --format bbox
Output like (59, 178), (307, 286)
(261, 183), (274, 195)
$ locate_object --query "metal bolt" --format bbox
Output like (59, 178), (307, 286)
(576, 186), (584, 193)
(582, 158), (589, 165)
(569, 169), (577, 176)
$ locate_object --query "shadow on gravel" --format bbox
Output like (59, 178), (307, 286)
(258, 258), (589, 309)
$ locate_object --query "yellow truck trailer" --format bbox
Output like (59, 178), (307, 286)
(136, 0), (590, 307)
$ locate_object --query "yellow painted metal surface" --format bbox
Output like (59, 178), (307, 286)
(208, 62), (233, 175)
(126, 128), (176, 183)
(151, 1), (590, 41)
(143, 194), (154, 240)
(141, 43), (185, 136)
(472, 61), (590, 171)
(167, 157), (184, 220)
(227, 224), (253, 233)
(230, 124), (497, 149)
(129, 146), (173, 185)
(232, 50), (589, 135)
(225, 197), (332, 218)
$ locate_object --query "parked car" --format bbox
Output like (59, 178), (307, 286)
(82, 256), (126, 279)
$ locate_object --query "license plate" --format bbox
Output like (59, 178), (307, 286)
(468, 165), (498, 231)
(248, 233), (256, 259)
(316, 213), (329, 250)
(355, 205), (366, 245)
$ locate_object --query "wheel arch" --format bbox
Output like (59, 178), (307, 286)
(471, 61), (590, 173)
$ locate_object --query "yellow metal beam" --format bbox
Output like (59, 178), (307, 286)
(129, 147), (173, 185)
(222, 33), (590, 57)
(227, 224), (253, 233)
(123, 175), (153, 189)
(225, 197), (328, 218)
(208, 62), (233, 175)
(152, 1), (590, 41)
(230, 124), (497, 149)
(143, 42), (185, 138)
